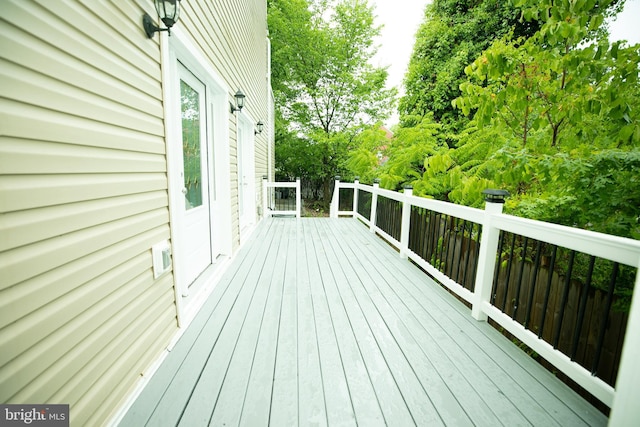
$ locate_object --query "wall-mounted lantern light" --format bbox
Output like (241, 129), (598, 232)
(254, 121), (264, 135)
(143, 0), (182, 38)
(229, 90), (246, 114)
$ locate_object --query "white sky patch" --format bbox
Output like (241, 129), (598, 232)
(369, 0), (431, 127)
(608, 0), (640, 45)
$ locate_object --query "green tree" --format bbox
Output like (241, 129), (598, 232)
(400, 0), (539, 131)
(344, 124), (390, 184)
(373, 0), (638, 240)
(452, 0), (640, 237)
(268, 0), (396, 203)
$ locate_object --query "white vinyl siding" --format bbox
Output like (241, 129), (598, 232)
(0, 0), (177, 425)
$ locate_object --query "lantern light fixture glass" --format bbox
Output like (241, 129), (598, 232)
(143, 0), (181, 38)
(230, 90), (246, 114)
(254, 121), (264, 135)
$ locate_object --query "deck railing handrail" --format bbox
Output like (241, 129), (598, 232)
(330, 178), (640, 425)
(263, 178), (301, 218)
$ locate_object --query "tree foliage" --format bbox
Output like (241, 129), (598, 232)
(400, 0), (539, 130)
(357, 0), (639, 240)
(269, 0), (396, 201)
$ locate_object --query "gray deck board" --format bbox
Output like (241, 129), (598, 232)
(120, 218), (608, 427)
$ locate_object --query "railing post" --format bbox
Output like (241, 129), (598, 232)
(262, 176), (269, 218)
(353, 177), (359, 216)
(370, 179), (379, 233)
(399, 185), (413, 259)
(609, 260), (640, 426)
(295, 177), (301, 218)
(472, 189), (509, 321)
(330, 176), (340, 218)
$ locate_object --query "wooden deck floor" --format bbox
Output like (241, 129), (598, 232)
(119, 218), (607, 426)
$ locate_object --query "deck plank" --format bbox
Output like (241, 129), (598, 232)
(237, 219), (293, 426)
(333, 220), (536, 425)
(316, 219), (447, 426)
(337, 218), (605, 426)
(320, 220), (479, 426)
(120, 217), (607, 427)
(177, 220), (286, 426)
(295, 221), (328, 426)
(266, 219), (300, 426)
(309, 220), (388, 426)
(304, 221), (357, 426)
(119, 220), (277, 426)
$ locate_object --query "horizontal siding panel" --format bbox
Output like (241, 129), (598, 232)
(0, 224), (170, 330)
(0, 191), (167, 252)
(67, 294), (176, 425)
(0, 138), (167, 176)
(0, 208), (168, 288)
(2, 271), (175, 406)
(0, 101), (166, 154)
(0, 173), (167, 213)
(0, 253), (151, 370)
(87, 315), (176, 426)
(4, 0), (161, 98)
(14, 276), (174, 406)
(0, 60), (163, 136)
(1, 23), (162, 118)
(107, 0), (162, 54)
(34, 0), (161, 83)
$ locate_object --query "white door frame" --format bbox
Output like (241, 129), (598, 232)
(162, 29), (233, 325)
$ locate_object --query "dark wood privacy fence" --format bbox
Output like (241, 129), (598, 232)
(490, 234), (632, 388)
(329, 178), (640, 423)
(375, 196), (402, 242)
(357, 189), (372, 220)
(409, 207), (482, 293)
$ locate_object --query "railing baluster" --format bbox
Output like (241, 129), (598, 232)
(553, 250), (576, 349)
(472, 223), (482, 293)
(418, 208), (424, 254)
(571, 255), (596, 360)
(419, 208), (428, 260)
(512, 237), (529, 320)
(501, 233), (518, 311)
(438, 214), (447, 271)
(524, 241), (543, 329)
(445, 217), (458, 277)
(427, 210), (436, 264)
(462, 221), (472, 290)
(491, 231), (506, 304)
(455, 220), (466, 284)
(592, 262), (619, 375)
(539, 245), (558, 338)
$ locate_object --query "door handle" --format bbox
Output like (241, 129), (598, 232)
(182, 187), (188, 195)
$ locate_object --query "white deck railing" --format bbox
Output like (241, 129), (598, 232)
(262, 178), (301, 218)
(330, 177), (640, 426)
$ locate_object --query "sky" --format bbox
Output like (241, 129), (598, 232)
(369, 0), (640, 127)
(370, 0), (430, 126)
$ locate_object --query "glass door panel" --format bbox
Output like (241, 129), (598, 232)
(180, 79), (203, 210)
